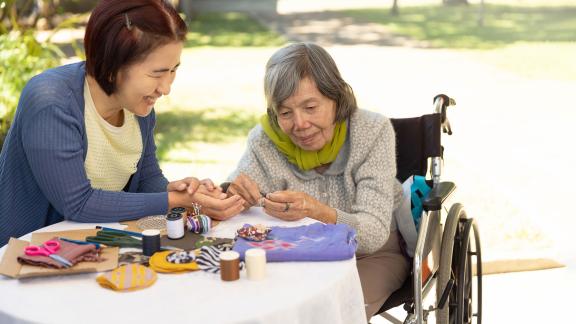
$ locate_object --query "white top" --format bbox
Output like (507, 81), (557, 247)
(0, 208), (366, 324)
(84, 79), (142, 191)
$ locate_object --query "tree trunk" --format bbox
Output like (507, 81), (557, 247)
(391, 0), (399, 16)
(478, 0), (485, 27)
(443, 0), (468, 5)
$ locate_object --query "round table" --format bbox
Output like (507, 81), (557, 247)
(0, 208), (367, 324)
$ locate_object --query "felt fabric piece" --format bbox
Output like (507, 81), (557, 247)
(233, 223), (357, 262)
(148, 250), (200, 273)
(194, 237), (232, 249)
(160, 232), (232, 251)
(97, 264), (157, 291)
(260, 114), (347, 171)
(166, 251), (195, 264)
(237, 224), (270, 242)
(196, 244), (244, 274)
(17, 238), (102, 269)
(118, 251), (149, 266)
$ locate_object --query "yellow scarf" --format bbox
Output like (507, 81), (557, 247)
(260, 114), (347, 171)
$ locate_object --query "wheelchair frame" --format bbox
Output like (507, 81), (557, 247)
(378, 95), (482, 324)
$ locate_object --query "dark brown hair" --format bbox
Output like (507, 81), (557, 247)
(84, 0), (187, 95)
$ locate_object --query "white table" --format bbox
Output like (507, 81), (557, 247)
(0, 208), (366, 324)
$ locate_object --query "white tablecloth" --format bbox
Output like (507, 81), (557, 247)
(0, 208), (366, 324)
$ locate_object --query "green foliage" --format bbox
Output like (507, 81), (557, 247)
(0, 30), (63, 148)
(154, 108), (259, 161)
(185, 12), (286, 47)
(344, 4), (576, 49)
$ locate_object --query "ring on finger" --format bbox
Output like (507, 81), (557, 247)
(283, 202), (290, 212)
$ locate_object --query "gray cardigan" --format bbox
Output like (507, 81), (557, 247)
(229, 109), (403, 254)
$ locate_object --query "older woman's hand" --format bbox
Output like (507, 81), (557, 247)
(227, 173), (263, 209)
(263, 191), (337, 223)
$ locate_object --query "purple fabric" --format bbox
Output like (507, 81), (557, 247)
(233, 223), (357, 262)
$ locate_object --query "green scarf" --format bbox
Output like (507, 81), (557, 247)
(260, 114), (347, 171)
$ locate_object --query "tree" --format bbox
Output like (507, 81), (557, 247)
(443, 0), (468, 4)
(391, 0), (399, 16)
(478, 0), (485, 27)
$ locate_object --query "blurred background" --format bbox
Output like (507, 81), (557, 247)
(1, 0), (575, 295)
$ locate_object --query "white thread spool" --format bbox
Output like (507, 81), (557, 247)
(245, 248), (266, 280)
(166, 213), (185, 240)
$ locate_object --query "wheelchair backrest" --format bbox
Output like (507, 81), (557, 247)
(391, 113), (442, 183)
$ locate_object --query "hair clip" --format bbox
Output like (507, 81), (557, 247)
(124, 13), (132, 30)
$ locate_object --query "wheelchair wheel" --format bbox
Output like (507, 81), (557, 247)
(436, 204), (482, 324)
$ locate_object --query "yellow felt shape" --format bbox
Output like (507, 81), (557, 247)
(97, 264), (157, 291)
(148, 250), (200, 273)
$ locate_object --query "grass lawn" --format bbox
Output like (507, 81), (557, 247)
(464, 42), (576, 81)
(343, 4), (576, 80)
(343, 4), (576, 49)
(185, 12), (286, 47)
(156, 5), (576, 176)
(150, 6), (575, 257)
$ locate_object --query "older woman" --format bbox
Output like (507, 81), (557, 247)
(227, 42), (410, 319)
(0, 0), (245, 247)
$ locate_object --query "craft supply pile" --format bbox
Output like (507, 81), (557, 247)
(1, 206), (358, 292)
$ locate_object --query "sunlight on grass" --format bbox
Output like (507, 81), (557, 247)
(185, 12), (286, 47)
(344, 4), (576, 49)
(467, 42), (576, 81)
(154, 107), (259, 161)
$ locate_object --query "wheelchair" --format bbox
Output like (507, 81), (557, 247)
(375, 95), (482, 324)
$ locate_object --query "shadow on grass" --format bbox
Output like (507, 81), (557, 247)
(185, 12), (285, 47)
(343, 4), (576, 48)
(268, 4), (576, 48)
(154, 108), (259, 160)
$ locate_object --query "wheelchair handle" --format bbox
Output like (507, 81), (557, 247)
(433, 94), (456, 135)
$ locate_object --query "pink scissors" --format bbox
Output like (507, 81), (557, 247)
(25, 240), (73, 267)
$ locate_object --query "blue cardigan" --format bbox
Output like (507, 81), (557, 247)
(0, 62), (169, 246)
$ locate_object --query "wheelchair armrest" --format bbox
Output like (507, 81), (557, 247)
(422, 181), (456, 212)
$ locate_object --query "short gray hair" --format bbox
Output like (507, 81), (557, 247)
(264, 42), (357, 127)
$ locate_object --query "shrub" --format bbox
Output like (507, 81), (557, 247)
(0, 30), (62, 149)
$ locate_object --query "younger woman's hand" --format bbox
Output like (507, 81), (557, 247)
(193, 192), (246, 221)
(167, 177), (200, 194)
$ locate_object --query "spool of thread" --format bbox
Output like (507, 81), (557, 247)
(245, 248), (266, 281)
(142, 229), (161, 256)
(170, 207), (187, 217)
(166, 213), (185, 240)
(220, 251), (240, 281)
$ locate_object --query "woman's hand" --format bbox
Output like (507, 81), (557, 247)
(168, 188), (245, 220)
(167, 177), (201, 194)
(193, 192), (246, 221)
(263, 191), (337, 223)
(227, 173), (263, 209)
